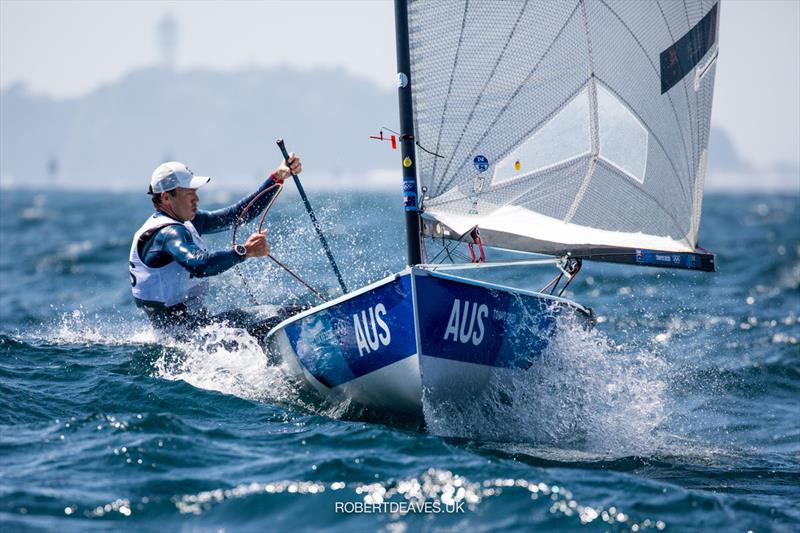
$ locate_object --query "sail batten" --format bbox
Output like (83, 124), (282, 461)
(408, 0), (719, 262)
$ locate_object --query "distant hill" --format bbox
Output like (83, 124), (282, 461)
(2, 68), (796, 191)
(707, 127), (753, 174)
(705, 126), (799, 191)
(0, 66), (398, 190)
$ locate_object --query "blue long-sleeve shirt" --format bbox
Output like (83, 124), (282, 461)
(140, 177), (278, 277)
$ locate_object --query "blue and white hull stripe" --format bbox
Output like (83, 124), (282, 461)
(266, 268), (591, 414)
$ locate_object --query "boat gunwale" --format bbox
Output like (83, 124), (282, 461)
(416, 267), (592, 316)
(264, 267), (413, 339)
(264, 265), (590, 339)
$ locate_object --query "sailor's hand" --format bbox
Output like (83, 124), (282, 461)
(273, 152), (302, 182)
(244, 230), (270, 257)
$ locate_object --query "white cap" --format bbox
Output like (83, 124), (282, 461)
(149, 162), (211, 193)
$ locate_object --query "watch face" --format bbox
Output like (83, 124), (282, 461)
(235, 244), (246, 256)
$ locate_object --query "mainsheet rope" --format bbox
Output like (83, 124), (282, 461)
(231, 181), (328, 305)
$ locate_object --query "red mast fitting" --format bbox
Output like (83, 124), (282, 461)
(369, 129), (398, 150)
(468, 227), (486, 263)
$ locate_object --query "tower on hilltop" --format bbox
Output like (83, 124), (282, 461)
(157, 13), (178, 69)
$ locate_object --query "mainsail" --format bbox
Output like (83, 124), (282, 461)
(406, 0), (719, 269)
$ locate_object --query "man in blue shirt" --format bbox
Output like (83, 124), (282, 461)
(129, 156), (302, 336)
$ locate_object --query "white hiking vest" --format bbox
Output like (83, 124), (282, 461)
(129, 214), (209, 308)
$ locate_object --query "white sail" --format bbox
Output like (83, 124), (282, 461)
(408, 0), (719, 256)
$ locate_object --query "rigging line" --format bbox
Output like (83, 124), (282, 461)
(450, 249), (473, 263)
(443, 242), (456, 263)
(235, 265), (261, 306)
(598, 0), (694, 192)
(231, 182), (284, 306)
(254, 193), (328, 303)
(426, 240), (453, 265)
(231, 180), (329, 304)
(267, 255), (327, 303)
(445, 237), (473, 262)
(428, 238), (470, 265)
(422, 258), (562, 272)
(429, 249), (474, 267)
(426, 242), (448, 264)
(435, 1), (582, 195)
(416, 142), (445, 159)
(540, 271), (564, 294)
(434, 0), (530, 196)
(427, 224), (480, 265)
(378, 126), (443, 158)
(429, 0), (471, 182)
(557, 259), (581, 297)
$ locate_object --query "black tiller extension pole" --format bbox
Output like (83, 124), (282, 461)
(276, 139), (348, 294)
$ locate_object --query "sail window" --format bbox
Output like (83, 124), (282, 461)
(493, 87), (591, 186)
(596, 84), (648, 184)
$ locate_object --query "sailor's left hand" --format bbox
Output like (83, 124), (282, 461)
(273, 152), (302, 182)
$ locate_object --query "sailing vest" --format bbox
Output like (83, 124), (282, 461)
(129, 214), (209, 308)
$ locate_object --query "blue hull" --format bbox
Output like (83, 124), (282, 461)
(266, 268), (591, 414)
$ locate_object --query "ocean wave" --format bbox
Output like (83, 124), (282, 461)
(422, 314), (672, 454)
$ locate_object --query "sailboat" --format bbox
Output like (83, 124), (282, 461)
(265, 0), (720, 416)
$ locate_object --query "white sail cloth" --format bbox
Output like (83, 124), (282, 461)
(407, 0), (719, 254)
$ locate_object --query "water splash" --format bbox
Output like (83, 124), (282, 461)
(423, 313), (670, 455)
(152, 323), (296, 404)
(40, 304), (675, 457)
(42, 307), (156, 346)
(36, 308), (302, 408)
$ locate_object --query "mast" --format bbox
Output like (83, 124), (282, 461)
(394, 0), (422, 266)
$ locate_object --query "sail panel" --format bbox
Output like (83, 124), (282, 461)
(421, 207), (693, 253)
(660, 3), (719, 94)
(408, 0), (719, 258)
(419, 210), (716, 272)
(493, 86), (592, 187)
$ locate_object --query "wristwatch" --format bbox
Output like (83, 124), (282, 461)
(234, 244), (247, 258)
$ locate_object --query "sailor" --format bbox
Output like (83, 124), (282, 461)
(129, 156), (302, 336)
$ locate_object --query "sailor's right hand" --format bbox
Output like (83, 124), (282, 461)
(244, 230), (270, 257)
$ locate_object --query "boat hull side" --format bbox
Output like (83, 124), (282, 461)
(413, 269), (585, 369)
(268, 272), (422, 413)
(267, 268), (590, 419)
(413, 269), (592, 420)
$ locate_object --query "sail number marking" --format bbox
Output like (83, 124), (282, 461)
(444, 299), (488, 346)
(353, 303), (391, 357)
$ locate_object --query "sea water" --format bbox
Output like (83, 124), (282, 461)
(1, 188), (798, 531)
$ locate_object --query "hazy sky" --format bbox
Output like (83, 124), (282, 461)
(1, 0), (798, 169)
